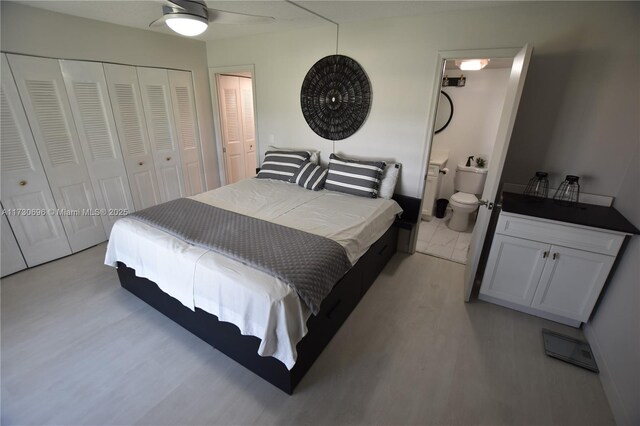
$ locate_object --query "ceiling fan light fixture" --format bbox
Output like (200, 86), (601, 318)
(456, 59), (490, 71)
(166, 15), (208, 36)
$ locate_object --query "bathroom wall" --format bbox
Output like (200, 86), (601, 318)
(431, 68), (510, 199)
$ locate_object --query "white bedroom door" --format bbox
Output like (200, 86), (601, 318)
(137, 67), (185, 202)
(7, 54), (106, 252)
(103, 63), (162, 211)
(168, 69), (205, 196)
(217, 74), (247, 184)
(463, 44), (533, 301)
(1, 55), (72, 266)
(60, 60), (135, 235)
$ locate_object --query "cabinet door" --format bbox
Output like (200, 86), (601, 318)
(168, 70), (204, 195)
(479, 234), (549, 306)
(239, 77), (257, 178)
(1, 207), (27, 277)
(103, 64), (161, 211)
(137, 67), (184, 202)
(60, 60), (135, 235)
(532, 245), (615, 322)
(421, 175), (437, 217)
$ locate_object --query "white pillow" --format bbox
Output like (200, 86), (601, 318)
(378, 163), (401, 199)
(269, 145), (319, 164)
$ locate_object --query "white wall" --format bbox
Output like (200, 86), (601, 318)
(206, 2), (638, 200)
(432, 68), (510, 199)
(0, 1), (221, 190)
(584, 142), (640, 426)
(206, 2), (639, 422)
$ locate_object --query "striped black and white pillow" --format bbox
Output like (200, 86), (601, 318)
(290, 160), (328, 191)
(324, 154), (386, 198)
(256, 150), (310, 181)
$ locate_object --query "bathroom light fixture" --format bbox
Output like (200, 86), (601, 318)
(456, 59), (490, 71)
(166, 15), (208, 36)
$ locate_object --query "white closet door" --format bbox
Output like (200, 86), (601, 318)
(7, 54), (106, 252)
(103, 64), (161, 211)
(1, 54), (72, 265)
(137, 67), (184, 202)
(60, 60), (135, 235)
(1, 210), (27, 277)
(239, 77), (257, 178)
(168, 70), (205, 196)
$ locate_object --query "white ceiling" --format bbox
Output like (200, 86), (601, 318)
(17, 1), (518, 41)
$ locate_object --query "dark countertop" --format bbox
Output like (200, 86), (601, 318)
(501, 192), (640, 235)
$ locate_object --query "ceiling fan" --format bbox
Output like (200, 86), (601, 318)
(150, 0), (275, 36)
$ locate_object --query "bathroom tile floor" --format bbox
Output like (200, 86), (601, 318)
(416, 210), (474, 264)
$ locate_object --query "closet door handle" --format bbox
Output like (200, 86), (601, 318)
(166, 157), (171, 161)
(138, 161), (144, 166)
(543, 251), (549, 258)
(552, 253), (558, 260)
(19, 180), (27, 186)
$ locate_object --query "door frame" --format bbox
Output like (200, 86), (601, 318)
(412, 46), (525, 288)
(208, 64), (259, 186)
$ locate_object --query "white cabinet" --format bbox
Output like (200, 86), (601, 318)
(479, 212), (626, 327)
(531, 245), (614, 321)
(7, 54), (106, 252)
(60, 60), (135, 235)
(481, 234), (548, 306)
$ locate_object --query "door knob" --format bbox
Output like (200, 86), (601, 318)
(138, 161), (144, 166)
(166, 157), (171, 161)
(19, 180), (27, 186)
(478, 200), (494, 210)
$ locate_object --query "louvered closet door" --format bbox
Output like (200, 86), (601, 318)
(238, 77), (257, 178)
(1, 54), (72, 265)
(7, 54), (106, 252)
(1, 207), (27, 277)
(60, 60), (135, 236)
(103, 64), (161, 210)
(136, 67), (184, 202)
(168, 70), (204, 196)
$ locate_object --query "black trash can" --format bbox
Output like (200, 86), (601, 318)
(435, 198), (449, 218)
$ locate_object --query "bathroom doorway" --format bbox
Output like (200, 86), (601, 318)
(416, 57), (513, 264)
(416, 45), (532, 302)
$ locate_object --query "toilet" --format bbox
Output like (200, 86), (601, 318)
(448, 164), (488, 232)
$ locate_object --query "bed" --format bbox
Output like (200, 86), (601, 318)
(105, 178), (405, 393)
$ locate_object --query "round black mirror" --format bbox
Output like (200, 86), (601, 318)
(434, 91), (453, 134)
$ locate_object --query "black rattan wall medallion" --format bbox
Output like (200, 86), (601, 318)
(300, 55), (372, 140)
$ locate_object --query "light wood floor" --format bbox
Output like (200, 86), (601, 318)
(1, 244), (614, 425)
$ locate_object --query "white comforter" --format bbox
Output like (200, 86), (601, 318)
(105, 179), (402, 369)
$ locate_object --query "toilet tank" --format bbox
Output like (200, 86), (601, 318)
(455, 164), (488, 194)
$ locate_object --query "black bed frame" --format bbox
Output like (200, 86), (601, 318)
(116, 195), (419, 394)
(117, 225), (398, 394)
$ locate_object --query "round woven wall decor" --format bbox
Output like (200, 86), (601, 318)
(300, 55), (372, 141)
